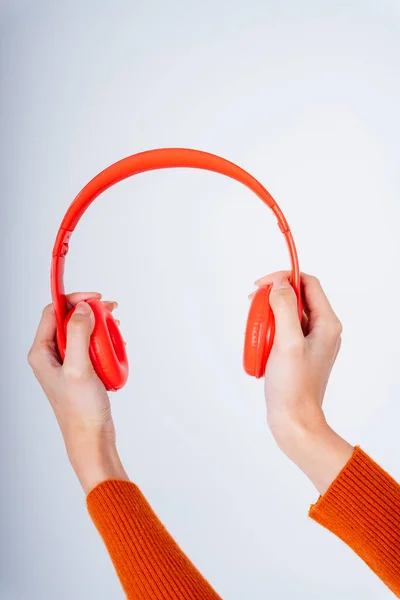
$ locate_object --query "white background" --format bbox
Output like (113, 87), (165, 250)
(1, 1), (399, 598)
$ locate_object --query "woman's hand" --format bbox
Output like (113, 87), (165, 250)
(251, 272), (354, 495)
(28, 293), (129, 493)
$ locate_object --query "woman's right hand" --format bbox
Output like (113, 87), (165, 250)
(28, 294), (129, 494)
(250, 272), (354, 495)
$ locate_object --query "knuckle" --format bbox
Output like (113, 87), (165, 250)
(324, 317), (343, 338)
(67, 315), (87, 330)
(63, 363), (90, 382)
(42, 304), (53, 317)
(286, 343), (305, 359)
(308, 275), (321, 287)
(336, 319), (343, 335)
(275, 288), (296, 306)
(27, 344), (46, 370)
(276, 335), (305, 356)
(27, 348), (37, 368)
(330, 317), (343, 335)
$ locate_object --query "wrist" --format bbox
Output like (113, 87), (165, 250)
(66, 430), (129, 494)
(268, 409), (354, 495)
(267, 404), (327, 451)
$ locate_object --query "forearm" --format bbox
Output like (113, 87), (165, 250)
(67, 433), (221, 600)
(269, 413), (354, 495)
(87, 478), (221, 600)
(310, 446), (400, 597)
(66, 430), (129, 494)
(271, 415), (400, 597)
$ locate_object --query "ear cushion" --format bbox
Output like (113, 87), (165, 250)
(64, 299), (129, 391)
(243, 285), (275, 378)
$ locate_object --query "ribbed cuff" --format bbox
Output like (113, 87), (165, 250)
(309, 446), (400, 597)
(87, 479), (221, 600)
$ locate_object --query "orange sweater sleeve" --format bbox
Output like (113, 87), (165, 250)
(86, 479), (222, 599)
(87, 447), (400, 599)
(309, 446), (400, 597)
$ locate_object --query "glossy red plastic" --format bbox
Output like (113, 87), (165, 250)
(51, 148), (301, 390)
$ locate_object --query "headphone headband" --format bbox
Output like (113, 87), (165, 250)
(51, 148), (300, 357)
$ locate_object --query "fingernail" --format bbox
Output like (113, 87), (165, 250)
(104, 301), (118, 308)
(248, 291), (255, 299)
(273, 275), (290, 290)
(74, 301), (92, 316)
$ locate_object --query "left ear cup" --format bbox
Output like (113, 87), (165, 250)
(64, 298), (129, 391)
(243, 285), (275, 378)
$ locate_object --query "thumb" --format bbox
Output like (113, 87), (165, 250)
(269, 276), (303, 348)
(64, 301), (95, 373)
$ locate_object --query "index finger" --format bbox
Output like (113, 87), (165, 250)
(298, 275), (338, 325)
(255, 271), (340, 333)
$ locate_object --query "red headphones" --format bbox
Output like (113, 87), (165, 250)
(51, 148), (302, 391)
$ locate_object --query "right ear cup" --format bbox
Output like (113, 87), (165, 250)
(64, 298), (129, 391)
(243, 285), (275, 378)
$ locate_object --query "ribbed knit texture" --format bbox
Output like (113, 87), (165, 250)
(87, 448), (400, 599)
(87, 480), (222, 600)
(309, 446), (400, 598)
